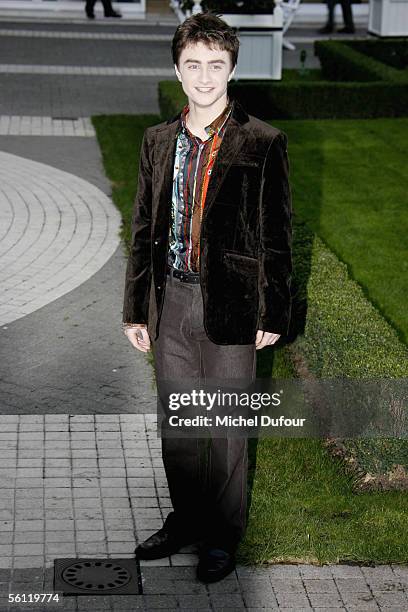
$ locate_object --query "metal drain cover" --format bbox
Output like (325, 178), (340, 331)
(54, 558), (140, 595)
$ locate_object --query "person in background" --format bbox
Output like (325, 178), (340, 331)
(318, 0), (355, 34)
(85, 0), (122, 19)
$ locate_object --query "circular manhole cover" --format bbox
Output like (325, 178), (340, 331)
(61, 560), (131, 591)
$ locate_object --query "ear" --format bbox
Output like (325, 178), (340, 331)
(174, 64), (182, 82)
(228, 66), (236, 82)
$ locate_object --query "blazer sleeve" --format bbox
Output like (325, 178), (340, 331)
(122, 129), (153, 325)
(257, 131), (293, 336)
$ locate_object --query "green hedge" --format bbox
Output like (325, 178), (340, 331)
(314, 40), (408, 83)
(159, 39), (408, 119)
(343, 39), (408, 72)
(159, 78), (408, 120)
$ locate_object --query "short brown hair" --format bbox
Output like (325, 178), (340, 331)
(172, 12), (239, 70)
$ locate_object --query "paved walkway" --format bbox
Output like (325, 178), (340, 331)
(0, 14), (407, 612)
(0, 148), (121, 326)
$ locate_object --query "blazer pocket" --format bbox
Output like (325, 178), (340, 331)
(229, 160), (261, 168)
(223, 250), (259, 276)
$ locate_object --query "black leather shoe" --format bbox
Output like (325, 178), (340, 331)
(337, 26), (355, 34)
(197, 547), (236, 583)
(318, 24), (334, 34)
(135, 527), (188, 560)
(104, 10), (122, 17)
(85, 9), (95, 19)
(135, 513), (198, 560)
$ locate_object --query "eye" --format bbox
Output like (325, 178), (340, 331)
(188, 64), (199, 70)
(212, 65), (222, 70)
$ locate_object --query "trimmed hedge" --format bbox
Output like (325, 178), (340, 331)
(159, 39), (408, 119)
(159, 78), (408, 120)
(314, 40), (408, 83)
(343, 39), (408, 72)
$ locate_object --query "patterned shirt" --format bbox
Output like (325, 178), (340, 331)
(167, 99), (233, 273)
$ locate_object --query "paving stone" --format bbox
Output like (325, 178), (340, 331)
(335, 577), (372, 593)
(169, 553), (197, 566)
(340, 591), (381, 609)
(206, 574), (240, 594)
(303, 577), (339, 593)
(143, 578), (206, 595)
(299, 564), (334, 578)
(243, 591), (279, 607)
(141, 566), (196, 581)
(75, 596), (112, 610)
(238, 576), (274, 591)
(245, 608), (279, 611)
(110, 595), (145, 609)
(175, 594), (211, 608)
(372, 590), (408, 607)
(213, 604), (246, 612)
(277, 608), (313, 612)
(209, 593), (246, 608)
(143, 594), (177, 608)
(12, 568), (43, 582)
(267, 565), (302, 579)
(270, 577), (305, 593)
(274, 592), (312, 608)
(308, 592), (345, 607)
(329, 564), (365, 578)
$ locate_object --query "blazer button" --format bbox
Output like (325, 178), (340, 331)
(157, 285), (161, 290)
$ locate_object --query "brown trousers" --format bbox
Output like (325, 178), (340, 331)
(152, 269), (257, 552)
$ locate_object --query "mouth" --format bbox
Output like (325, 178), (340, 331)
(196, 87), (214, 93)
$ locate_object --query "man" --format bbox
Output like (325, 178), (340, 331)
(122, 12), (292, 583)
(85, 0), (121, 19)
(318, 0), (355, 34)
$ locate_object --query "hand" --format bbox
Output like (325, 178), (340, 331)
(255, 330), (281, 350)
(124, 326), (151, 353)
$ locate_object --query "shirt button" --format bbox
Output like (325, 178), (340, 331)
(157, 286), (161, 290)
(154, 240), (159, 245)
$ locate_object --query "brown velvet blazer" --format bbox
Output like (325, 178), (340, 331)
(122, 98), (293, 345)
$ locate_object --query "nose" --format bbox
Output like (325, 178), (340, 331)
(198, 66), (212, 84)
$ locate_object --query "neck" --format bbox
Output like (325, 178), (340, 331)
(186, 93), (229, 132)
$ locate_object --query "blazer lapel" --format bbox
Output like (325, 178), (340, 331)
(152, 98), (250, 229)
(203, 109), (249, 212)
(152, 122), (179, 230)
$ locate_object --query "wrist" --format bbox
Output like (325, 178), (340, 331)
(122, 322), (147, 328)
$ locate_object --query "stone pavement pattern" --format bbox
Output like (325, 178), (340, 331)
(0, 132), (155, 415)
(0, 149), (121, 326)
(0, 12), (407, 612)
(0, 413), (407, 611)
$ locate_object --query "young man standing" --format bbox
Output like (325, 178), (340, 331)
(122, 12), (292, 583)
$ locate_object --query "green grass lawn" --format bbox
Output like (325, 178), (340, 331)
(277, 117), (408, 346)
(93, 114), (408, 565)
(243, 437), (408, 565)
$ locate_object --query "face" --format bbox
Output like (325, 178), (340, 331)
(174, 41), (235, 109)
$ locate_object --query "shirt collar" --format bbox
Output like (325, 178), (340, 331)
(180, 98), (233, 140)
